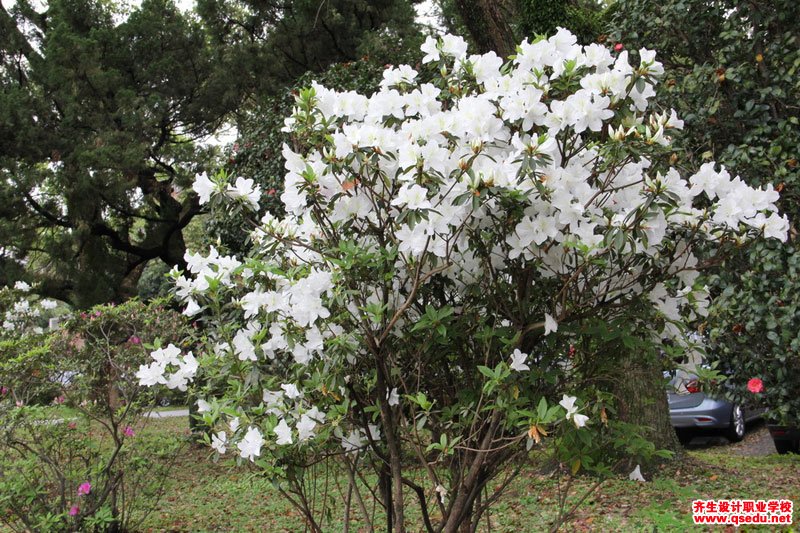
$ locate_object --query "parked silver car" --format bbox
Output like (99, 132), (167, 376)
(667, 371), (763, 443)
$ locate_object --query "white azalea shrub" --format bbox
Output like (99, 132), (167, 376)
(144, 30), (786, 531)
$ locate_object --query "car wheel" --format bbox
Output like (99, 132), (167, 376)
(675, 428), (693, 445)
(774, 440), (792, 454)
(725, 404), (746, 442)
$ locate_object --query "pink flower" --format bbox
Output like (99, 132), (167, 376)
(123, 426), (135, 437)
(77, 482), (91, 496)
(747, 378), (764, 393)
(614, 43), (624, 52)
(67, 421), (77, 430)
(15, 400), (23, 407)
(93, 311), (102, 318)
(128, 335), (141, 345)
(53, 395), (66, 405)
(0, 386), (8, 395)
(69, 505), (79, 516)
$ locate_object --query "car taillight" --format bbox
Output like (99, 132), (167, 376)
(685, 380), (701, 394)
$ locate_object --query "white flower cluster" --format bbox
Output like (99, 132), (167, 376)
(155, 30), (787, 458)
(559, 394), (589, 428)
(201, 384), (328, 462)
(2, 283), (60, 334)
(135, 343), (198, 391)
(173, 246), (242, 317)
(193, 173), (262, 211)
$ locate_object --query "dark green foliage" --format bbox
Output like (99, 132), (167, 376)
(438, 0), (607, 55)
(708, 241), (800, 425)
(1, 0), (421, 307)
(516, 0), (606, 44)
(609, 0), (799, 209)
(196, 0), (421, 95)
(0, 0), (235, 307)
(610, 0), (800, 424)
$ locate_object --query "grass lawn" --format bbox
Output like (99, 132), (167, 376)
(138, 418), (800, 532)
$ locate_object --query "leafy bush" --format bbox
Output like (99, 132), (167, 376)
(0, 299), (189, 532)
(153, 30), (785, 531)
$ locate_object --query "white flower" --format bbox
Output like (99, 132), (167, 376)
(441, 34), (468, 59)
(182, 298), (201, 317)
(197, 399), (211, 413)
(226, 177), (262, 210)
(420, 36), (440, 63)
(509, 349), (530, 372)
(559, 394), (578, 417)
(391, 184), (432, 210)
(296, 414), (318, 442)
(274, 419), (293, 445)
(628, 464), (646, 482)
(638, 48), (664, 76)
(193, 172), (217, 204)
(39, 299), (57, 310)
(341, 429), (365, 452)
(560, 394), (589, 428)
(387, 387), (400, 406)
(435, 484), (448, 504)
(211, 431), (227, 454)
(572, 414), (589, 428)
(237, 426), (264, 461)
(233, 328), (257, 361)
(281, 383), (302, 399)
(135, 362), (166, 387)
(544, 314), (558, 335)
(14, 281), (30, 292)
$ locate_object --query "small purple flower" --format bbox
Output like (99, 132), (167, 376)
(77, 482), (91, 496)
(69, 505), (79, 516)
(128, 335), (141, 345)
(123, 426), (135, 437)
(0, 386), (8, 395)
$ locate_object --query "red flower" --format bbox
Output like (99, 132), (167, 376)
(614, 43), (624, 52)
(747, 378), (764, 393)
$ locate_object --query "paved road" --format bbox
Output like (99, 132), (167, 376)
(146, 408), (190, 418)
(684, 421), (776, 456)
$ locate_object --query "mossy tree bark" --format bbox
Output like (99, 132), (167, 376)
(612, 350), (682, 463)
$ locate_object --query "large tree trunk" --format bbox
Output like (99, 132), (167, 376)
(452, 0), (517, 58)
(612, 350), (682, 463)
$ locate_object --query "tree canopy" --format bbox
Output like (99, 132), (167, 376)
(0, 0), (420, 307)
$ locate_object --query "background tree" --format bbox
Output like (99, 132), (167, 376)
(196, 0), (422, 97)
(0, 0), (422, 307)
(439, 0), (608, 57)
(0, 0), (237, 306)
